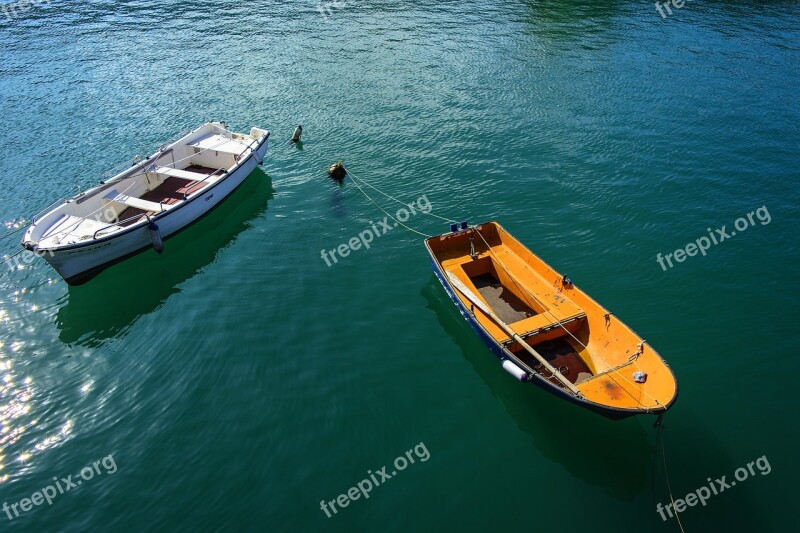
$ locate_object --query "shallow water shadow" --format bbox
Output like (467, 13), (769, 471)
(330, 183), (347, 218)
(421, 275), (766, 527)
(55, 170), (274, 347)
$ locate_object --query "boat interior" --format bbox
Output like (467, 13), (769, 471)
(451, 250), (592, 385)
(427, 222), (677, 411)
(29, 124), (266, 248)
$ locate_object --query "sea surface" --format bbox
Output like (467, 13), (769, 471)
(0, 1), (798, 531)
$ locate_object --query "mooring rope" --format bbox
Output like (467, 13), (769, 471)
(0, 249), (25, 268)
(346, 168), (456, 224)
(346, 169), (433, 238)
(0, 223), (27, 241)
(656, 415), (686, 533)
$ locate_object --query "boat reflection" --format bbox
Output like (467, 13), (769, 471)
(55, 170), (274, 347)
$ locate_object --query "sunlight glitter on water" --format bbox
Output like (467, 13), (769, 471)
(34, 420), (73, 452)
(0, 357), (34, 461)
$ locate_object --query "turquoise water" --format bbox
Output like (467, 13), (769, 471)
(1, 1), (799, 531)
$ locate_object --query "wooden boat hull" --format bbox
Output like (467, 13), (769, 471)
(425, 221), (678, 420)
(23, 124), (269, 285)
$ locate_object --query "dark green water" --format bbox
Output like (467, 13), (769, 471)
(1, 1), (799, 531)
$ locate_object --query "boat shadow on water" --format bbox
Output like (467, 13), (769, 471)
(55, 170), (274, 347)
(421, 275), (767, 527)
(421, 274), (652, 500)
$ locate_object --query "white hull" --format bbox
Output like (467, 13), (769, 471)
(24, 122), (269, 284)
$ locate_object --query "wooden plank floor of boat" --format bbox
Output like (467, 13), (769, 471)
(510, 337), (594, 385)
(471, 273), (536, 324)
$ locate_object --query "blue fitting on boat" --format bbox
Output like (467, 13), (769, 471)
(460, 220), (469, 230)
(450, 223), (458, 233)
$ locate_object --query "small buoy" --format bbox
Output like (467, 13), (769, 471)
(291, 125), (303, 143)
(328, 161), (346, 182)
(149, 221), (164, 254)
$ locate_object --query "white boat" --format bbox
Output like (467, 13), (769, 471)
(22, 122), (269, 285)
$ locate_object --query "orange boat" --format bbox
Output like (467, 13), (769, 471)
(425, 221), (678, 419)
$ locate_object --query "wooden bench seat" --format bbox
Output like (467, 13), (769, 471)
(104, 190), (165, 213)
(149, 166), (213, 182)
(187, 133), (250, 156)
(507, 311), (587, 339)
